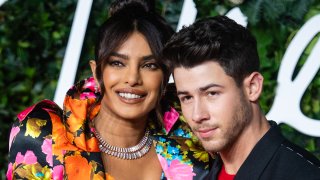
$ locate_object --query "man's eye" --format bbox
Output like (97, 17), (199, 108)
(208, 91), (218, 96)
(208, 92), (216, 96)
(180, 96), (193, 103)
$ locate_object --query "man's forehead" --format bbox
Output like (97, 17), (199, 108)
(173, 62), (225, 79)
(173, 61), (233, 92)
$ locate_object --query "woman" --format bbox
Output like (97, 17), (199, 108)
(7, 0), (211, 179)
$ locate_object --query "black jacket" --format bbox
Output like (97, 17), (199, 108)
(206, 121), (320, 180)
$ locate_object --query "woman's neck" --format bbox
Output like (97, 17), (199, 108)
(94, 104), (148, 148)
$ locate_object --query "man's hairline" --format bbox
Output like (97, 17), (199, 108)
(170, 60), (248, 89)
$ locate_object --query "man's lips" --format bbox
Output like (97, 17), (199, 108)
(196, 128), (217, 139)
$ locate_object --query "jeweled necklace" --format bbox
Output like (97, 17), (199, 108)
(94, 128), (153, 160)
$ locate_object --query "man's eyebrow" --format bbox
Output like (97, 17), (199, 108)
(110, 52), (154, 61)
(199, 83), (222, 92)
(177, 90), (189, 96)
(176, 83), (223, 96)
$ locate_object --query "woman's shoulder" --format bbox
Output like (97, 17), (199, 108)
(153, 83), (213, 179)
(7, 99), (62, 179)
(65, 76), (100, 101)
(16, 99), (62, 123)
(9, 99), (62, 151)
(153, 106), (212, 179)
(154, 131), (212, 179)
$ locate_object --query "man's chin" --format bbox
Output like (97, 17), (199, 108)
(200, 139), (224, 153)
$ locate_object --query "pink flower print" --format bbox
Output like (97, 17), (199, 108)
(163, 107), (179, 133)
(158, 155), (195, 180)
(6, 163), (13, 180)
(9, 126), (20, 150)
(17, 99), (56, 121)
(17, 105), (36, 121)
(41, 139), (53, 166)
(83, 77), (96, 92)
(42, 99), (57, 106)
(42, 99), (59, 113)
(80, 92), (96, 100)
(53, 165), (64, 180)
(15, 150), (38, 165)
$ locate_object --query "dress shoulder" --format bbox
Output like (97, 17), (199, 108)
(7, 99), (62, 180)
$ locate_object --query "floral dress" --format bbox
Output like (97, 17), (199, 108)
(7, 77), (212, 180)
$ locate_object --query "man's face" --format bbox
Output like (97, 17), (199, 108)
(174, 61), (252, 153)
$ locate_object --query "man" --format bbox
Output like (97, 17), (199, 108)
(162, 15), (320, 179)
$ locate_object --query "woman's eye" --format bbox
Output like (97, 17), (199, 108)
(109, 60), (124, 67)
(143, 63), (159, 70)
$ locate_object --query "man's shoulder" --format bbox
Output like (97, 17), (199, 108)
(265, 121), (320, 168)
(236, 122), (320, 179)
(278, 139), (320, 168)
(262, 139), (320, 178)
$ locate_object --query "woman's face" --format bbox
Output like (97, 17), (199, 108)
(94, 32), (163, 121)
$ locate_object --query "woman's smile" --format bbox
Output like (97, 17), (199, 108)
(116, 88), (147, 104)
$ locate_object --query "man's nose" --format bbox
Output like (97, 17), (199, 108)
(192, 99), (210, 123)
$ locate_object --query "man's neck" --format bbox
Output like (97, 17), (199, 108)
(219, 114), (270, 175)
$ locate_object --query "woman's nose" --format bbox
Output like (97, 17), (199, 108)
(124, 66), (142, 86)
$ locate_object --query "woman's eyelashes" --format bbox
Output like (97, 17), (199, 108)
(108, 59), (160, 70)
(142, 62), (160, 70)
(108, 59), (125, 67)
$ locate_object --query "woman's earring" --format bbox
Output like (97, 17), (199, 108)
(94, 84), (99, 93)
(162, 89), (166, 97)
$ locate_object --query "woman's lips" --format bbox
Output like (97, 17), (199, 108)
(116, 88), (147, 104)
(116, 88), (146, 96)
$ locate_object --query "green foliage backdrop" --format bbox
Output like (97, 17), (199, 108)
(0, 0), (319, 178)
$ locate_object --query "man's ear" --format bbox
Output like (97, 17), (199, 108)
(243, 72), (264, 102)
(89, 60), (99, 86)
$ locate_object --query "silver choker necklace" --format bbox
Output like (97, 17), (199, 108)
(94, 129), (153, 160)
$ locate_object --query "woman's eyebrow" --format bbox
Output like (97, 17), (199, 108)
(142, 55), (155, 61)
(110, 52), (155, 61)
(110, 52), (128, 59)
